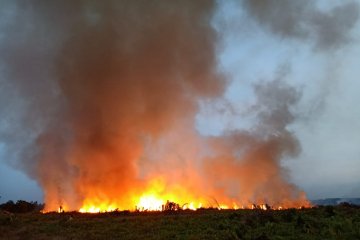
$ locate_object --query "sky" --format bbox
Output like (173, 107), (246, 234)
(0, 0), (360, 204)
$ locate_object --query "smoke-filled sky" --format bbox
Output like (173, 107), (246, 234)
(0, 0), (359, 206)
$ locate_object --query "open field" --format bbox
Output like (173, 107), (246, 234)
(1, 205), (360, 240)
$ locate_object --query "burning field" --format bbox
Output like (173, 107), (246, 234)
(1, 1), (360, 239)
(1, 0), (360, 217)
(0, 0), (314, 214)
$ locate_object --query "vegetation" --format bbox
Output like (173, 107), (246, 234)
(0, 200), (44, 213)
(1, 204), (359, 240)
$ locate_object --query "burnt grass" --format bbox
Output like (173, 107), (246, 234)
(1, 204), (360, 240)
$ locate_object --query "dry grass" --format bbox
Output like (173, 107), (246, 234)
(1, 206), (360, 240)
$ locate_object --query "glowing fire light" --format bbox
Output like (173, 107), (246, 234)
(218, 204), (229, 210)
(137, 194), (164, 211)
(79, 204), (117, 213)
(73, 178), (310, 213)
(184, 202), (201, 210)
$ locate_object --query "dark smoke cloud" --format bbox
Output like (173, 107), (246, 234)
(242, 0), (360, 50)
(0, 0), (311, 210)
(0, 0), (225, 210)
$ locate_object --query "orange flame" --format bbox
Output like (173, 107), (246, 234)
(72, 176), (310, 213)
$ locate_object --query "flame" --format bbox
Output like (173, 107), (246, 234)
(76, 177), (208, 213)
(218, 204), (229, 210)
(137, 195), (164, 211)
(133, 177), (204, 211)
(79, 205), (117, 213)
(65, 177), (311, 213)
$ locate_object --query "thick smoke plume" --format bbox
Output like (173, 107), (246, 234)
(243, 0), (360, 50)
(0, 0), (333, 210)
(204, 76), (308, 207)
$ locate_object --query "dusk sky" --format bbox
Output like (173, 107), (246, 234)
(0, 0), (359, 207)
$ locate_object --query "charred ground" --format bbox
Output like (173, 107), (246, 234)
(1, 204), (360, 240)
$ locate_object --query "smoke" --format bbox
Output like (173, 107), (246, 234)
(242, 0), (360, 50)
(203, 71), (308, 207)
(0, 0), (225, 210)
(214, 0), (360, 199)
(5, 0), (359, 210)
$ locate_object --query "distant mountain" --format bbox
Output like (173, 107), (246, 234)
(311, 198), (360, 206)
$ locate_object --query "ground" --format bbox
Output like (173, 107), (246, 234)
(1, 205), (360, 240)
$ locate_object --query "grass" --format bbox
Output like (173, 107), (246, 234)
(1, 205), (360, 239)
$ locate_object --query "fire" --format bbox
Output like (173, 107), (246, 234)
(51, 177), (310, 213)
(218, 204), (229, 210)
(75, 177), (208, 213)
(133, 178), (205, 211)
(185, 202), (202, 210)
(137, 194), (164, 211)
(79, 205), (117, 213)
(64, 177), (311, 213)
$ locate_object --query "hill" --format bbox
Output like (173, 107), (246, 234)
(312, 198), (360, 206)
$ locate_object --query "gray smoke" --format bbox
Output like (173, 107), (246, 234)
(2, 0), (356, 209)
(203, 70), (308, 207)
(0, 0), (225, 210)
(242, 0), (360, 50)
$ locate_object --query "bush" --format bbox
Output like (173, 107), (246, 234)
(0, 200), (44, 213)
